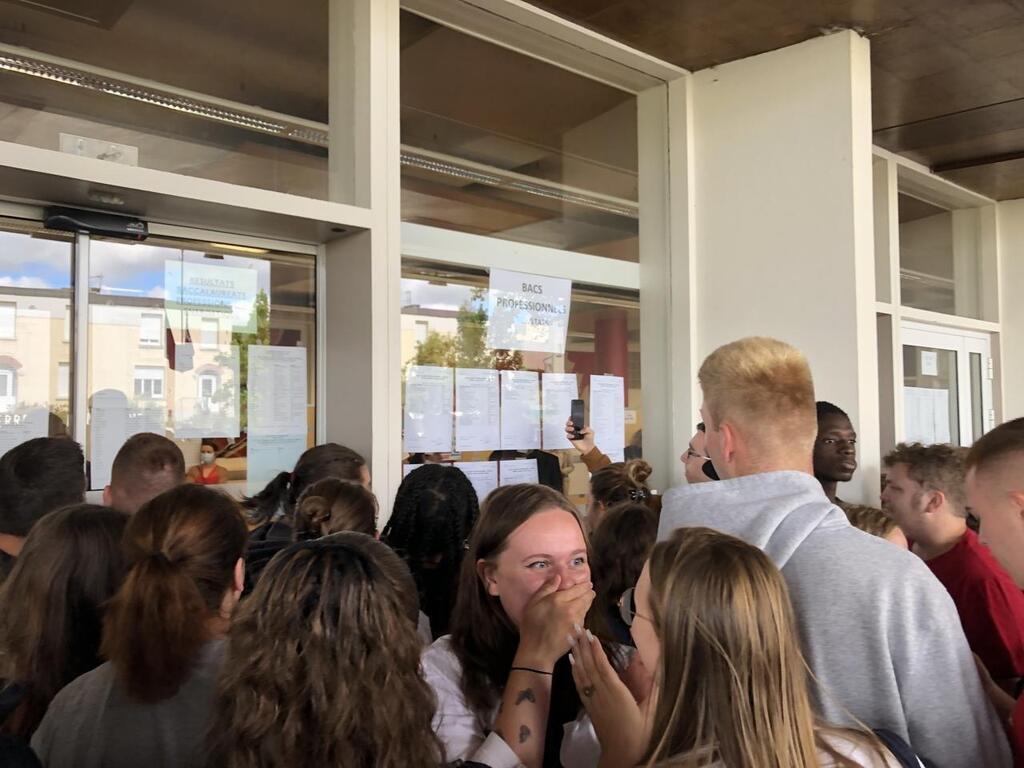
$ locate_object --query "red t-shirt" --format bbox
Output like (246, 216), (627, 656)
(927, 529), (1024, 680)
(1012, 695), (1024, 767)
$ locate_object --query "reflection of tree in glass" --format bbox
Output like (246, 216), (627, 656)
(213, 290), (269, 432)
(410, 289), (522, 371)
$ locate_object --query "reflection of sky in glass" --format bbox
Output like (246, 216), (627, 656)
(401, 278), (484, 313)
(90, 241), (272, 299)
(0, 232), (73, 290)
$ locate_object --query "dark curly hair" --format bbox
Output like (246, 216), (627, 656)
(205, 533), (441, 768)
(381, 464), (479, 639)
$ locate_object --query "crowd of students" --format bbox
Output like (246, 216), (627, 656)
(0, 335), (1023, 766)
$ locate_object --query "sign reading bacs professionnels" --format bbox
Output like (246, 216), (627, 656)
(485, 268), (571, 354)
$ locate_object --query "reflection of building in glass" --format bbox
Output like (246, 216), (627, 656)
(89, 303), (239, 437)
(0, 292), (71, 415)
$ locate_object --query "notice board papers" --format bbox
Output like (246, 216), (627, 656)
(404, 366), (454, 453)
(541, 373), (578, 450)
(500, 370), (540, 450)
(499, 458), (539, 486)
(590, 374), (625, 462)
(455, 461), (500, 503)
(455, 369), (500, 452)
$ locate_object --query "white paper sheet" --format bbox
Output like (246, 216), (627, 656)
(0, 408), (49, 461)
(499, 458), (539, 486)
(89, 391), (167, 489)
(904, 387), (952, 445)
(455, 461), (500, 502)
(247, 346), (308, 434)
(920, 350), (939, 377)
(247, 433), (307, 492)
(403, 463), (425, 477)
(541, 373), (579, 450)
(500, 370), (541, 450)
(245, 347), (310, 492)
(486, 268), (572, 354)
(404, 366), (454, 453)
(455, 369), (500, 451)
(173, 344), (241, 439)
(590, 374), (625, 462)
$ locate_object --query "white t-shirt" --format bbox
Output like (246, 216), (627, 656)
(421, 635), (599, 768)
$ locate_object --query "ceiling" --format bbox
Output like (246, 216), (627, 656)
(1, 0), (1020, 235)
(528, 0), (1024, 201)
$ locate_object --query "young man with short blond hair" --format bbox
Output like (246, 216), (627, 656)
(966, 417), (1024, 764)
(660, 336), (1010, 768)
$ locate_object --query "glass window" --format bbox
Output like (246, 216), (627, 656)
(970, 352), (984, 441)
(0, 0), (337, 201)
(0, 303), (16, 340)
(400, 12), (639, 261)
(0, 368), (15, 400)
(133, 366), (165, 400)
(0, 222), (74, 449)
(903, 344), (960, 446)
(58, 363), (70, 401)
(400, 260), (641, 507)
(898, 193), (982, 318)
(86, 236), (316, 490)
(139, 314), (163, 347)
(201, 318), (220, 349)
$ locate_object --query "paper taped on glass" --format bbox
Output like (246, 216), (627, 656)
(904, 386), (952, 445)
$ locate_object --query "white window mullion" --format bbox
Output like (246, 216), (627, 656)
(72, 233), (89, 444)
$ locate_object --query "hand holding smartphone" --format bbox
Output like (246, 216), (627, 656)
(570, 399), (585, 441)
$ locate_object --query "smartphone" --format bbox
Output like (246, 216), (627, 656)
(570, 399), (585, 440)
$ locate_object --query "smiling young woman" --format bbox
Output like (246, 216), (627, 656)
(421, 484), (598, 768)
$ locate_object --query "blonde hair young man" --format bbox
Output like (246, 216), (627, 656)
(966, 417), (1024, 759)
(659, 337), (1010, 768)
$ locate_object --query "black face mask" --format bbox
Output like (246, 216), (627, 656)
(702, 459), (720, 481)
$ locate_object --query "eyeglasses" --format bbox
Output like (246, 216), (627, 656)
(618, 587), (652, 627)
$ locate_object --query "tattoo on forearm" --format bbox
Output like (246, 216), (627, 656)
(515, 688), (536, 706)
(519, 725), (531, 744)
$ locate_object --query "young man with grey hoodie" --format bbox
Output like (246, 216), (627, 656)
(659, 337), (1010, 768)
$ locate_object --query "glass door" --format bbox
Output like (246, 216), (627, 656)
(901, 322), (993, 447)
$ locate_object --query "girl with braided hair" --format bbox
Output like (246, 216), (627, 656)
(382, 464), (480, 639)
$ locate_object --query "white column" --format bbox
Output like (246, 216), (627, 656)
(689, 30), (881, 503)
(639, 77), (698, 489)
(997, 199), (1024, 419)
(323, 0), (403, 518)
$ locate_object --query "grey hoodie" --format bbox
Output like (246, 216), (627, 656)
(659, 471), (1011, 768)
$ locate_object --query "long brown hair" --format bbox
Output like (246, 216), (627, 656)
(0, 505), (128, 737)
(101, 485), (247, 703)
(449, 483), (588, 714)
(292, 478), (378, 540)
(642, 527), (884, 768)
(590, 460), (654, 529)
(206, 532), (441, 768)
(243, 443), (366, 525)
(589, 501), (657, 645)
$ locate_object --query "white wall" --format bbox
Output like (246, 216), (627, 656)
(690, 31), (880, 503)
(998, 198), (1024, 420)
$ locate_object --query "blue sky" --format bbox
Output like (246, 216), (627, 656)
(0, 232), (270, 298)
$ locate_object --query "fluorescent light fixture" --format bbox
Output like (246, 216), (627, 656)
(207, 242), (269, 254)
(0, 45), (638, 219)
